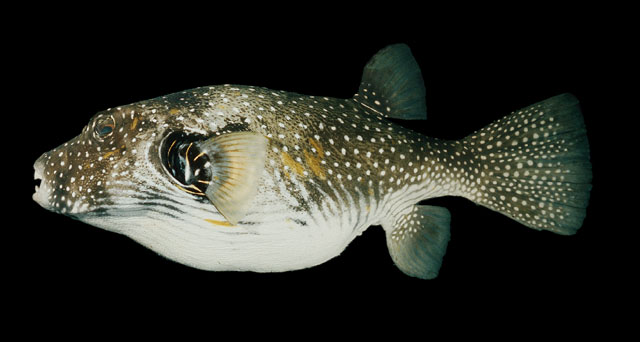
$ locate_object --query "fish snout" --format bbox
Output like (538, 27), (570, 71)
(33, 152), (52, 210)
(33, 139), (101, 216)
(33, 147), (76, 213)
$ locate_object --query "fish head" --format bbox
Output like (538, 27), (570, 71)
(33, 91), (269, 239)
(32, 104), (216, 234)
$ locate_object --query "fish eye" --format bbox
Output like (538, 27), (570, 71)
(94, 116), (116, 140)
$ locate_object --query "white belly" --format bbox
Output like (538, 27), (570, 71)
(99, 170), (377, 273)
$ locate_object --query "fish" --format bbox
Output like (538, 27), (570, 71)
(32, 44), (592, 279)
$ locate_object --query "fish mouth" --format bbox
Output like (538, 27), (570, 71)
(33, 154), (51, 210)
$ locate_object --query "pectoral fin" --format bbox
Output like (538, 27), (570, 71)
(196, 132), (269, 225)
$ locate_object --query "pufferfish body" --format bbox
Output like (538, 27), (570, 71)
(33, 44), (592, 279)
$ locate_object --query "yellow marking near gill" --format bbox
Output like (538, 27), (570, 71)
(308, 137), (324, 156)
(280, 151), (305, 178)
(283, 169), (291, 180)
(102, 149), (120, 160)
(193, 151), (206, 162)
(204, 218), (236, 227)
(176, 184), (205, 196)
(303, 149), (326, 180)
(185, 143), (194, 170)
(169, 108), (180, 115)
(100, 145), (127, 162)
(130, 117), (139, 130)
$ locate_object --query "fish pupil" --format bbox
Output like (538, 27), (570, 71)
(99, 126), (113, 136)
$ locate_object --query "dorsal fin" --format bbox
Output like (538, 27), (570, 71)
(354, 44), (427, 120)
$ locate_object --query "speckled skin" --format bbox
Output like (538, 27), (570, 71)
(34, 84), (456, 212)
(32, 84), (461, 270)
(33, 65), (590, 276)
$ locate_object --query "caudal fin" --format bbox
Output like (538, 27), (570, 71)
(460, 93), (592, 235)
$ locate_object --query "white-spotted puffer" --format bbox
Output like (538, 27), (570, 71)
(32, 44), (592, 279)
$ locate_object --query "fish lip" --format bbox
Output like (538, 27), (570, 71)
(32, 154), (51, 210)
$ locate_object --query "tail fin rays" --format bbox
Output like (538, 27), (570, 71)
(460, 93), (592, 235)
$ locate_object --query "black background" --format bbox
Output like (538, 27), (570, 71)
(11, 6), (629, 329)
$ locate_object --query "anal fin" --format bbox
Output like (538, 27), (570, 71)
(383, 205), (451, 279)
